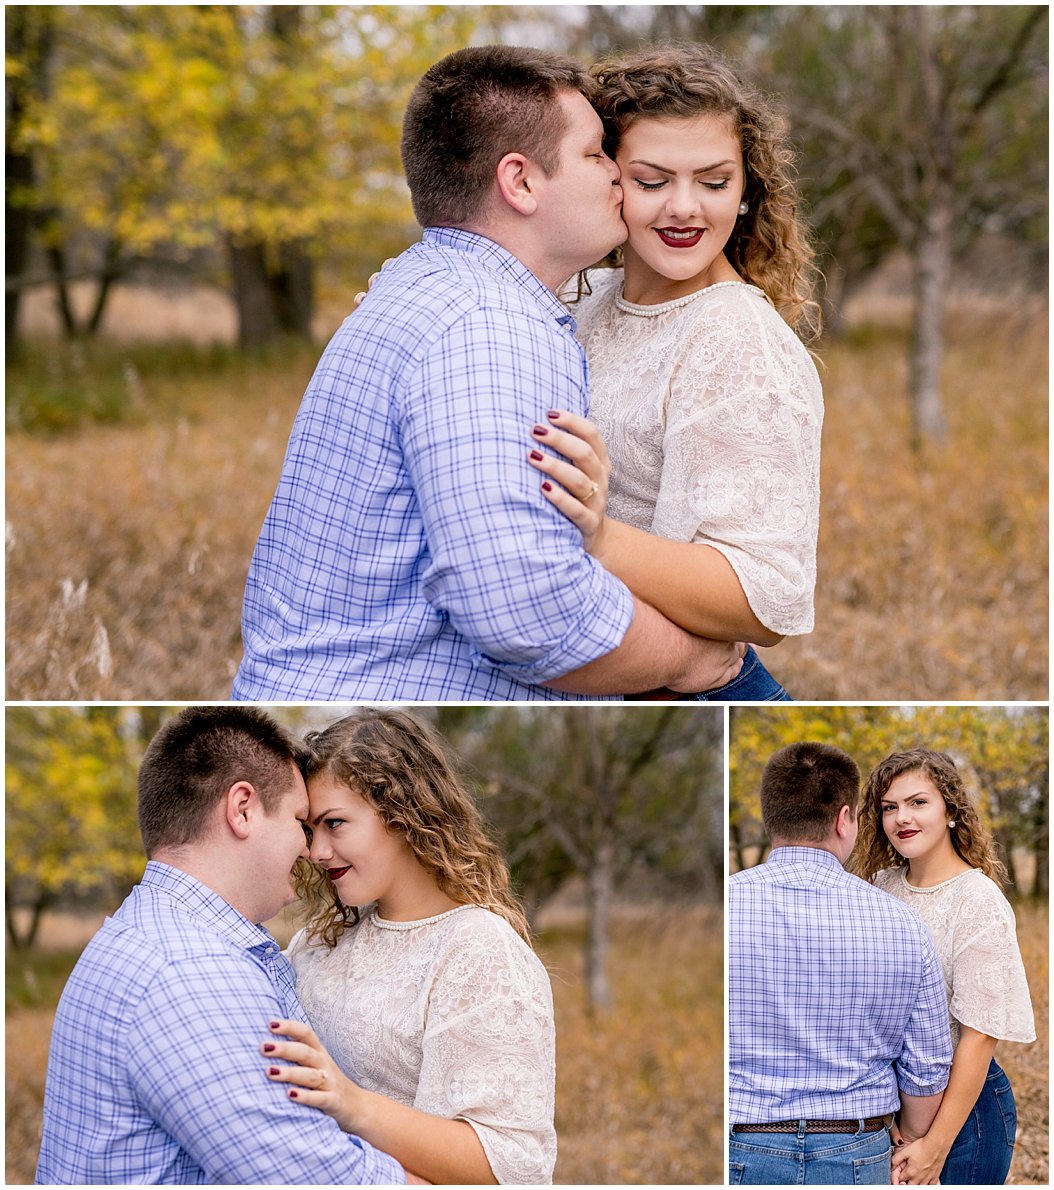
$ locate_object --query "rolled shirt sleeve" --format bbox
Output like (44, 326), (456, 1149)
(400, 309), (634, 684)
(894, 929), (954, 1098)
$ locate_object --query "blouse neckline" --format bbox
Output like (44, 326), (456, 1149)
(369, 902), (479, 931)
(894, 865), (982, 894)
(614, 278), (768, 317)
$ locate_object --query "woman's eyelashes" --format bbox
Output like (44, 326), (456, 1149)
(632, 177), (731, 191)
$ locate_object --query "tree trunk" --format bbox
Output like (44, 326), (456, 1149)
(1031, 781), (1048, 900)
(4, 7), (53, 358)
(228, 238), (314, 351)
(5, 891), (52, 951)
(585, 836), (614, 1015)
(908, 196), (952, 450)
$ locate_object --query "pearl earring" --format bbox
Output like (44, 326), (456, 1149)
(949, 820), (957, 829)
(738, 201), (749, 216)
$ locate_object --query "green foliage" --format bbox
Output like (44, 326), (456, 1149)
(440, 706), (725, 905)
(5, 708), (148, 930)
(12, 5), (478, 257)
(729, 706), (1048, 888)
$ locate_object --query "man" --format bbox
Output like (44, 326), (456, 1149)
(233, 45), (743, 700)
(36, 708), (418, 1185)
(728, 742), (952, 1185)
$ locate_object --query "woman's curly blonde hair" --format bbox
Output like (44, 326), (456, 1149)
(589, 42), (821, 339)
(849, 747), (1008, 886)
(292, 709), (531, 948)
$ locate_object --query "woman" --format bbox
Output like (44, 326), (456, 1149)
(528, 44), (822, 701)
(851, 748), (1035, 1185)
(260, 710), (556, 1185)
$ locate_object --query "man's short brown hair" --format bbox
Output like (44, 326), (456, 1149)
(760, 742), (861, 842)
(401, 44), (594, 228)
(138, 707), (309, 856)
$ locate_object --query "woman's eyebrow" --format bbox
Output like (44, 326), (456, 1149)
(627, 157), (737, 174)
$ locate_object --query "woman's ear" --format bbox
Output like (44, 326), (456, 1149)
(495, 152), (539, 215)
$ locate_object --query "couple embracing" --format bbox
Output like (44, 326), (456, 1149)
(233, 39), (821, 704)
(37, 707), (554, 1185)
(729, 743), (1035, 1186)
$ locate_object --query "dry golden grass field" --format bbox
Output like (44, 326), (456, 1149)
(5, 285), (1047, 699)
(4, 906), (723, 1186)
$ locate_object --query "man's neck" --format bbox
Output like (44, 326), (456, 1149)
(456, 218), (575, 295)
(150, 848), (256, 922)
(770, 838), (845, 863)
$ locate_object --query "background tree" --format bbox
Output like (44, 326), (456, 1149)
(441, 706), (724, 1014)
(7, 4), (477, 350)
(5, 5), (54, 357)
(761, 5), (1048, 447)
(5, 707), (145, 949)
(730, 705), (1048, 895)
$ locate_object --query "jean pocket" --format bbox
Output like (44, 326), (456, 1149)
(994, 1082), (1018, 1148)
(728, 1161), (745, 1185)
(852, 1144), (893, 1185)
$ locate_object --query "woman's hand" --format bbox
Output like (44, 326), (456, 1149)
(527, 409), (611, 557)
(890, 1134), (948, 1185)
(353, 258), (395, 307)
(261, 1018), (362, 1133)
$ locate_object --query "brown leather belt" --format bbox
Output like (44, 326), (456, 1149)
(732, 1115), (893, 1135)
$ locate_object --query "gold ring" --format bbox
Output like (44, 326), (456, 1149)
(319, 1069), (328, 1086)
(583, 481), (599, 503)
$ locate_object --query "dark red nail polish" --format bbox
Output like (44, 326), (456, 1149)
(532, 424), (548, 437)
(269, 1067), (279, 1076)
(547, 410), (560, 420)
(269, 1021), (280, 1030)
(263, 1043), (275, 1053)
(289, 1090), (299, 1099)
(529, 450), (544, 461)
(542, 481), (553, 492)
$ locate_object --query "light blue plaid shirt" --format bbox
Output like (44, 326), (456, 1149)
(233, 226), (634, 701)
(36, 862), (405, 1185)
(729, 846), (952, 1124)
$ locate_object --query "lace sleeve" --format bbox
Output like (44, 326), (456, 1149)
(413, 917), (556, 1185)
(948, 877), (1036, 1043)
(653, 294), (822, 635)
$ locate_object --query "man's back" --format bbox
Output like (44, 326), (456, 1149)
(37, 862), (402, 1185)
(729, 846), (951, 1123)
(234, 227), (633, 701)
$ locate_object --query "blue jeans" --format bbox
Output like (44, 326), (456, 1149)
(686, 646), (793, 702)
(939, 1059), (1017, 1185)
(729, 1123), (892, 1185)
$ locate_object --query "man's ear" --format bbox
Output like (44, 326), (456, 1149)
(225, 781), (258, 841)
(835, 804), (854, 837)
(495, 152), (539, 215)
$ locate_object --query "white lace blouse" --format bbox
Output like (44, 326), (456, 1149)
(287, 904), (556, 1185)
(570, 268), (823, 636)
(874, 867), (1036, 1048)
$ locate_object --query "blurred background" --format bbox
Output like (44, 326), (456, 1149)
(729, 704), (1048, 1185)
(5, 703), (724, 1185)
(4, 4), (1048, 701)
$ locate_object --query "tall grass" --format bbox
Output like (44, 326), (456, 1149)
(5, 294), (1047, 699)
(3, 907), (723, 1186)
